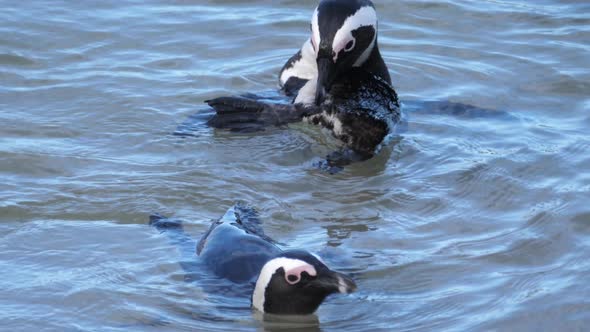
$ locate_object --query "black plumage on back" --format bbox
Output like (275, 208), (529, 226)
(149, 204), (357, 315)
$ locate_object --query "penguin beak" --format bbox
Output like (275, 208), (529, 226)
(315, 57), (337, 105)
(312, 270), (357, 294)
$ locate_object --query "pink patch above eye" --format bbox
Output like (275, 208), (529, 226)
(284, 264), (317, 285)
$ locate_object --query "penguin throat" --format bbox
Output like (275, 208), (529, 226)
(355, 44), (391, 84)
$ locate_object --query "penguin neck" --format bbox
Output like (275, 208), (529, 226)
(355, 43), (391, 84)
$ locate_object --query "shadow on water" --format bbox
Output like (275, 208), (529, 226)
(402, 100), (519, 121)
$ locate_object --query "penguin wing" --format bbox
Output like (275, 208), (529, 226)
(232, 203), (280, 245)
(196, 219), (221, 256)
(197, 205), (284, 283)
(150, 214), (196, 257)
(218, 203), (279, 245)
(205, 96), (321, 132)
(232, 202), (264, 234)
(198, 204), (276, 256)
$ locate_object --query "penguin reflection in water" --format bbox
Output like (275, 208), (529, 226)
(206, 0), (400, 170)
(149, 204), (356, 315)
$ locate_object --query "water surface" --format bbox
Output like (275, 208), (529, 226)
(1, 0), (589, 331)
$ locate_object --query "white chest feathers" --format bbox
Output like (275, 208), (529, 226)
(304, 111), (344, 137)
(280, 39), (318, 106)
(294, 78), (317, 105)
(280, 39), (317, 87)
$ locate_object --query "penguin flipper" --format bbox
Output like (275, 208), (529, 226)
(206, 96), (321, 132)
(219, 203), (279, 245)
(149, 214), (197, 258)
(232, 202), (264, 235)
(205, 97), (275, 132)
(150, 214), (184, 230)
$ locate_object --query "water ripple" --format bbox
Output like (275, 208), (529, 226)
(1, 0), (589, 331)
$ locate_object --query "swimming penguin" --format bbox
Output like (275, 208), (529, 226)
(149, 203), (356, 315)
(206, 0), (400, 167)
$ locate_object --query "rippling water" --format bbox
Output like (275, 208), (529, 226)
(1, 0), (589, 331)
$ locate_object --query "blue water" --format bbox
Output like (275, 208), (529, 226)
(1, 0), (589, 331)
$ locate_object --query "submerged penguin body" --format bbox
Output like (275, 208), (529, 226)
(150, 203), (356, 315)
(196, 205), (282, 283)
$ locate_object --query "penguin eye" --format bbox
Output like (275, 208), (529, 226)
(286, 274), (300, 285)
(344, 39), (355, 52)
(282, 263), (317, 285)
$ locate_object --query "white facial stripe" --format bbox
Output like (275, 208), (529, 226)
(294, 78), (317, 105)
(252, 257), (316, 313)
(311, 7), (320, 55)
(332, 6), (377, 63)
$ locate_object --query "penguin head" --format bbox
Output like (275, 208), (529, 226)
(311, 0), (379, 105)
(252, 250), (357, 315)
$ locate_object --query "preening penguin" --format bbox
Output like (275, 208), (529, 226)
(207, 0), (400, 167)
(280, 0), (392, 104)
(150, 203), (356, 315)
